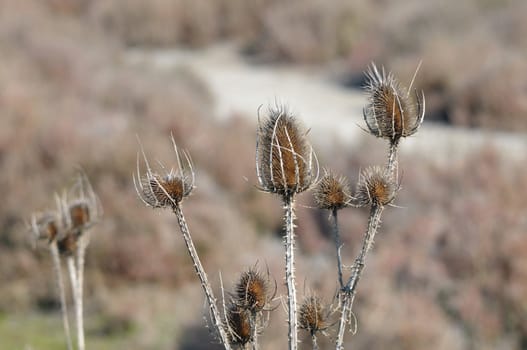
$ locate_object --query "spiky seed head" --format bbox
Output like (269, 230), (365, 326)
(363, 63), (425, 145)
(226, 305), (252, 346)
(313, 170), (351, 210)
(69, 202), (90, 230)
(356, 166), (397, 206)
(57, 233), (77, 256)
(256, 106), (317, 197)
(135, 136), (195, 209)
(235, 268), (268, 313)
(30, 212), (60, 243)
(299, 296), (326, 335)
(140, 173), (193, 208)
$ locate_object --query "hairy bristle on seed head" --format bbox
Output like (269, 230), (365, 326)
(313, 170), (350, 210)
(227, 305), (252, 346)
(235, 268), (268, 313)
(299, 296), (326, 335)
(256, 106), (316, 197)
(363, 63), (425, 144)
(356, 166), (397, 206)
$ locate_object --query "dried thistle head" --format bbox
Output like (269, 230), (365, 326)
(134, 135), (195, 209)
(256, 105), (318, 197)
(29, 212), (60, 243)
(363, 63), (425, 145)
(299, 295), (327, 335)
(313, 170), (351, 210)
(356, 166), (397, 206)
(235, 268), (269, 313)
(57, 233), (78, 256)
(226, 305), (252, 346)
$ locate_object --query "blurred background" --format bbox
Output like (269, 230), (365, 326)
(1, 0), (526, 349)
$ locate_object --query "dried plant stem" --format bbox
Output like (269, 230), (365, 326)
(250, 314), (258, 350)
(50, 242), (73, 350)
(67, 256), (83, 350)
(283, 194), (298, 350)
(75, 235), (87, 350)
(173, 205), (232, 350)
(311, 333), (320, 350)
(331, 209), (344, 290)
(336, 204), (384, 349)
(386, 142), (399, 180)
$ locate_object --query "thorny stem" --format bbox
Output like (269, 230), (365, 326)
(387, 141), (399, 181)
(250, 314), (258, 350)
(76, 234), (87, 350)
(311, 332), (320, 350)
(283, 194), (298, 350)
(331, 209), (344, 290)
(50, 242), (73, 350)
(336, 204), (384, 349)
(173, 205), (232, 350)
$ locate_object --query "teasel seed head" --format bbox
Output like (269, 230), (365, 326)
(29, 212), (60, 243)
(134, 135), (195, 209)
(235, 268), (269, 313)
(313, 170), (351, 210)
(356, 166), (397, 207)
(299, 296), (327, 335)
(57, 232), (78, 256)
(363, 63), (425, 145)
(256, 105), (318, 197)
(226, 304), (252, 346)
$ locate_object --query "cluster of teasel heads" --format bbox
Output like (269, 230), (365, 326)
(28, 173), (101, 350)
(131, 62), (424, 349)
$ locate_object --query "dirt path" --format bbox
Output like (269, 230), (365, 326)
(125, 45), (527, 165)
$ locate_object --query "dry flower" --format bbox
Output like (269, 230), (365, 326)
(313, 170), (351, 210)
(356, 166), (397, 206)
(299, 296), (327, 335)
(226, 305), (253, 346)
(256, 105), (318, 197)
(363, 63), (425, 145)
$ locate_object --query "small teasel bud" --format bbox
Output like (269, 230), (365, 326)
(29, 212), (60, 243)
(68, 202), (90, 231)
(356, 166), (397, 206)
(256, 105), (318, 197)
(235, 268), (269, 313)
(226, 304), (252, 346)
(363, 63), (425, 145)
(299, 296), (326, 335)
(134, 135), (195, 209)
(313, 170), (351, 210)
(57, 233), (78, 256)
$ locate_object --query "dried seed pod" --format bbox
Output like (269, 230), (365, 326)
(363, 63), (425, 145)
(356, 166), (397, 206)
(313, 170), (351, 210)
(235, 268), (269, 313)
(30, 212), (60, 243)
(256, 106), (317, 197)
(57, 233), (78, 256)
(134, 135), (195, 209)
(299, 296), (326, 335)
(226, 305), (252, 346)
(69, 202), (90, 231)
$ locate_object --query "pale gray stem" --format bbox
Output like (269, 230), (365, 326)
(336, 204), (384, 349)
(250, 314), (258, 350)
(311, 333), (319, 350)
(173, 205), (232, 350)
(387, 142), (399, 181)
(67, 256), (83, 350)
(50, 242), (73, 350)
(331, 209), (344, 290)
(75, 235), (87, 350)
(283, 195), (298, 350)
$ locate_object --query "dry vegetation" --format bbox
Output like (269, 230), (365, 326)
(0, 0), (526, 349)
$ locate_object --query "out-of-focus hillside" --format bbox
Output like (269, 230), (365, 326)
(0, 1), (526, 349)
